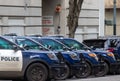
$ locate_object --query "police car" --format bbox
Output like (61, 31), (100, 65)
(8, 36), (86, 79)
(26, 36), (101, 78)
(0, 36), (67, 81)
(52, 37), (120, 75)
(83, 37), (120, 74)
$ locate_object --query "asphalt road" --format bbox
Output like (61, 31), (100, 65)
(58, 75), (120, 81)
(1, 75), (120, 81)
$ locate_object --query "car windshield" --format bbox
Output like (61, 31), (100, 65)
(15, 38), (47, 51)
(2, 36), (15, 42)
(57, 39), (88, 50)
(0, 38), (16, 49)
(36, 39), (68, 51)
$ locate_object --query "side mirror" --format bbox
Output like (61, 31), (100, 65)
(90, 46), (96, 50)
(63, 46), (68, 51)
(13, 45), (19, 51)
(70, 46), (77, 50)
(84, 47), (89, 50)
(46, 45), (52, 49)
(22, 44), (30, 50)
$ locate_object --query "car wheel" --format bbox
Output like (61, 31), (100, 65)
(95, 62), (109, 77)
(54, 64), (70, 80)
(75, 62), (91, 78)
(25, 63), (48, 81)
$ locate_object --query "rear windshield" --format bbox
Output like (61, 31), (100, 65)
(108, 39), (119, 47)
(83, 40), (106, 48)
(83, 39), (120, 49)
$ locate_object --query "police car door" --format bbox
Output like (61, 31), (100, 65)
(0, 38), (22, 71)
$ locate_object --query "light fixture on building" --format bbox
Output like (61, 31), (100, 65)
(55, 4), (61, 13)
(57, 26), (61, 34)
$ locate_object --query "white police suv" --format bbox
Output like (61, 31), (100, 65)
(0, 36), (66, 81)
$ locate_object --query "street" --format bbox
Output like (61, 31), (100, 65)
(57, 75), (120, 81)
(58, 75), (120, 81)
(0, 74), (120, 81)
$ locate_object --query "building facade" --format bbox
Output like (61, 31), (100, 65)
(0, 0), (104, 42)
(59, 0), (104, 42)
(105, 0), (120, 36)
(42, 0), (105, 42)
(74, 0), (104, 41)
(0, 0), (42, 35)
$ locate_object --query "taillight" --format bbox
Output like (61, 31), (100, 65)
(107, 48), (114, 52)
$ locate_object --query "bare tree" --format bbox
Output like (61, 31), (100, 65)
(67, 0), (84, 38)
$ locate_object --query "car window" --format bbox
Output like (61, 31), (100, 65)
(0, 38), (15, 49)
(60, 39), (86, 50)
(109, 39), (118, 47)
(40, 39), (64, 51)
(16, 38), (41, 50)
(83, 40), (106, 48)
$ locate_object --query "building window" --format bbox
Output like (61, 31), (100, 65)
(105, 20), (113, 26)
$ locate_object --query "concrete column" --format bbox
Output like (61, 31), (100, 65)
(99, 0), (105, 36)
(60, 0), (68, 36)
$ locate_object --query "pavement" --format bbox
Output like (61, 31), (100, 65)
(1, 75), (120, 81)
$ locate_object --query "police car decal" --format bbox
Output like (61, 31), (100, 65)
(0, 50), (23, 71)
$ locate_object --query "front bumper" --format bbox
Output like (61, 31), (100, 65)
(70, 62), (86, 76)
(92, 62), (105, 74)
(49, 63), (66, 79)
(109, 61), (120, 73)
(49, 62), (86, 78)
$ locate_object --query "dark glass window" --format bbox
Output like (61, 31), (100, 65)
(16, 38), (41, 50)
(0, 38), (15, 49)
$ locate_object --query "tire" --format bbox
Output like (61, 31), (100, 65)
(75, 62), (91, 78)
(116, 67), (120, 74)
(25, 63), (48, 81)
(95, 62), (109, 77)
(54, 64), (70, 80)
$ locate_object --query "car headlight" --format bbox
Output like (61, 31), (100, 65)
(47, 53), (58, 60)
(107, 53), (114, 57)
(89, 53), (97, 57)
(107, 53), (116, 60)
(89, 53), (98, 61)
(69, 53), (79, 60)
